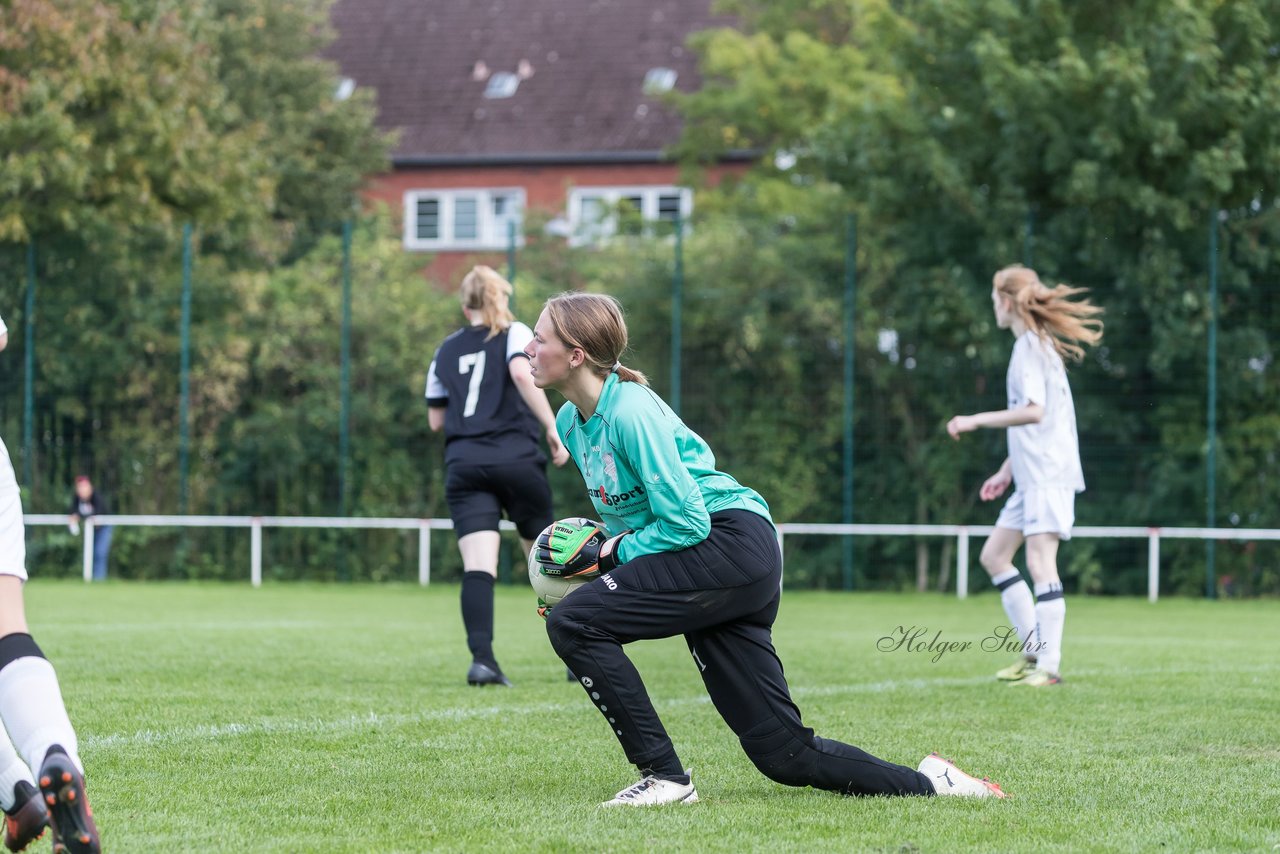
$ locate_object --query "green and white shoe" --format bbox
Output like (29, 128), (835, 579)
(995, 658), (1037, 681)
(1010, 668), (1062, 687)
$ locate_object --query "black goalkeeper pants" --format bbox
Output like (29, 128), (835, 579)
(545, 509), (933, 797)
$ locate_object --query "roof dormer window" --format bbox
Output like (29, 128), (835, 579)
(484, 72), (520, 99)
(643, 67), (677, 94)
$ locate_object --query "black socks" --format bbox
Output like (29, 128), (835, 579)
(461, 571), (498, 669)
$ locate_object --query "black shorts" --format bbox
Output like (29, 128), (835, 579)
(445, 460), (554, 540)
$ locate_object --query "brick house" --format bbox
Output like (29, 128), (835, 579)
(326, 0), (750, 281)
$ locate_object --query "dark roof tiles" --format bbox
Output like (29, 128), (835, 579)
(327, 0), (728, 162)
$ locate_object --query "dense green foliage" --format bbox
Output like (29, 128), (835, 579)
(0, 0), (392, 577)
(37, 581), (1280, 851)
(665, 0), (1280, 594)
(3, 1), (1279, 594)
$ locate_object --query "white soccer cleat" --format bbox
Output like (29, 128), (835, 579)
(600, 774), (699, 807)
(918, 753), (1007, 798)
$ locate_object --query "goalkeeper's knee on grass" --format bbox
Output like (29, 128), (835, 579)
(738, 719), (824, 788)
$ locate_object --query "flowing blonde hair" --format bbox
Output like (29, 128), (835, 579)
(994, 265), (1104, 362)
(459, 265), (514, 340)
(542, 293), (648, 385)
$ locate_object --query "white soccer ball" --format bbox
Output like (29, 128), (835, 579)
(528, 522), (593, 608)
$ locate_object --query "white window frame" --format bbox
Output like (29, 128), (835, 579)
(566, 185), (693, 247)
(403, 188), (526, 251)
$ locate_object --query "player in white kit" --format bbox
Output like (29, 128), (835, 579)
(0, 312), (101, 852)
(947, 265), (1103, 687)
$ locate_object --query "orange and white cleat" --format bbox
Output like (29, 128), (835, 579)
(918, 752), (1008, 798)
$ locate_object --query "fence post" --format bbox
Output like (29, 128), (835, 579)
(507, 219), (517, 292)
(251, 517), (262, 587)
(82, 520), (94, 582)
(1147, 528), (1160, 603)
(179, 224), (193, 514)
(22, 242), (36, 489)
(669, 213), (684, 414)
(1023, 207), (1035, 267)
(339, 220), (352, 518)
(956, 527), (969, 599)
(776, 527), (784, 591)
(1205, 208), (1219, 598)
(842, 214), (856, 591)
(419, 520), (431, 586)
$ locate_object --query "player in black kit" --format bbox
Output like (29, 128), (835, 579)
(426, 266), (570, 685)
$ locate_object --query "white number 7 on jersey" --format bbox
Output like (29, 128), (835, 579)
(458, 351), (487, 417)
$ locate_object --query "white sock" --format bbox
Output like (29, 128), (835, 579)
(0, 730), (33, 812)
(0, 656), (82, 774)
(1033, 581), (1066, 674)
(991, 569), (1037, 659)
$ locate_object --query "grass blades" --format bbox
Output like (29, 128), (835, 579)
(24, 581), (1280, 853)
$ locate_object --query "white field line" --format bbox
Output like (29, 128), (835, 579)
(83, 664), (1273, 751)
(83, 675), (993, 750)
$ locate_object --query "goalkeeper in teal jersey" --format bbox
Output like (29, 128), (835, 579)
(525, 292), (1005, 806)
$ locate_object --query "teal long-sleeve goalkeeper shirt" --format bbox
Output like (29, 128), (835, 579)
(556, 372), (773, 565)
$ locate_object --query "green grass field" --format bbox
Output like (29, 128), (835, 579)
(22, 581), (1280, 853)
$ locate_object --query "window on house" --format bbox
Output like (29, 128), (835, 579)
(415, 198), (440, 241)
(403, 189), (525, 250)
(566, 186), (692, 246)
(491, 194), (521, 244)
(484, 72), (520, 99)
(643, 68), (677, 95)
(656, 192), (683, 223)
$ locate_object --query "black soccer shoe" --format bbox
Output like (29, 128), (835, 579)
(37, 747), (100, 854)
(3, 780), (48, 853)
(466, 661), (512, 687)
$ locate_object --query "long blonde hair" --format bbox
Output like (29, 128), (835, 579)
(542, 293), (648, 385)
(459, 265), (514, 340)
(994, 265), (1103, 362)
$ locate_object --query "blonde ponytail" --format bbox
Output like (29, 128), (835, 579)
(459, 265), (515, 340)
(995, 265), (1104, 362)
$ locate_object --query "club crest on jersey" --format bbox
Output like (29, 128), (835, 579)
(603, 453), (617, 480)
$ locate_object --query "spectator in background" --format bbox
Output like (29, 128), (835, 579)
(68, 476), (112, 581)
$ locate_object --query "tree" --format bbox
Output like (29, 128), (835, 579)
(0, 0), (389, 539)
(0, 0), (387, 245)
(675, 0), (1280, 592)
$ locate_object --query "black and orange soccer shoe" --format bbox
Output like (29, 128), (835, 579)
(3, 780), (48, 853)
(37, 747), (100, 854)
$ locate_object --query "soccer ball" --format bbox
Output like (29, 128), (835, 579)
(527, 521), (593, 608)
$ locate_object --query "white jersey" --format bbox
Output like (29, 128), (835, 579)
(0, 310), (26, 579)
(1005, 331), (1084, 492)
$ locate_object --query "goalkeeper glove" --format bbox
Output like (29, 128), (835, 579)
(534, 518), (626, 579)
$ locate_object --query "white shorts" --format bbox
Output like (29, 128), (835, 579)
(0, 439), (26, 580)
(995, 487), (1076, 540)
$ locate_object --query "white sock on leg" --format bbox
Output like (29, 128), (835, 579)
(0, 729), (33, 812)
(991, 569), (1037, 659)
(1033, 581), (1066, 674)
(0, 656), (82, 774)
